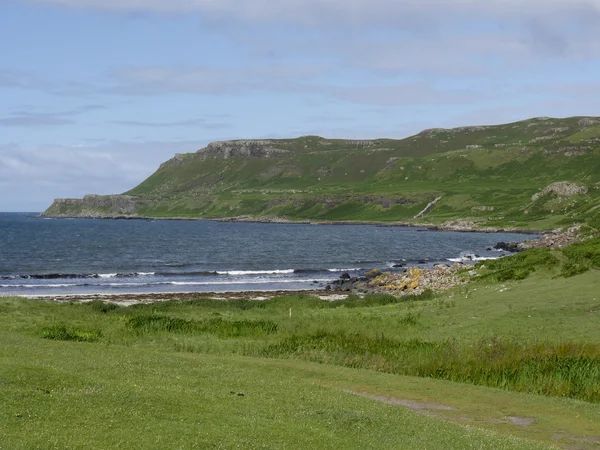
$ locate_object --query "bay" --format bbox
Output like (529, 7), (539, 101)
(0, 213), (535, 296)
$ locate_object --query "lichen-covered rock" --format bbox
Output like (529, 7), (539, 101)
(332, 264), (468, 296)
(365, 268), (382, 280)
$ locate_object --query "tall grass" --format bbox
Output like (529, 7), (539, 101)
(263, 331), (600, 403)
(41, 324), (102, 342)
(126, 315), (278, 338)
(479, 248), (559, 282)
(560, 236), (600, 277)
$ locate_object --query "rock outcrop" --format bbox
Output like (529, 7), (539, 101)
(331, 264), (467, 296)
(531, 182), (588, 201)
(42, 195), (142, 218)
(197, 141), (288, 159)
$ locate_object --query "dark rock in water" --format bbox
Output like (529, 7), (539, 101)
(325, 285), (331, 291)
(493, 241), (521, 253)
(312, 280), (319, 284)
(418, 260), (427, 264)
(392, 263), (406, 268)
(339, 273), (351, 279)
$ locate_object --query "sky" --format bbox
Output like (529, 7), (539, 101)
(1, 0), (600, 211)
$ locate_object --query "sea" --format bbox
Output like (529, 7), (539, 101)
(0, 212), (536, 297)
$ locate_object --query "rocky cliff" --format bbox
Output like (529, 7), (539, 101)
(197, 140), (288, 159)
(42, 195), (143, 218)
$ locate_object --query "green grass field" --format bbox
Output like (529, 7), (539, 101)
(2, 244), (600, 448)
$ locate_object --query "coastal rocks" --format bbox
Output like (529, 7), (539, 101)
(531, 182), (588, 201)
(365, 268), (382, 279)
(197, 141), (288, 159)
(492, 242), (522, 253)
(330, 264), (467, 296)
(517, 226), (582, 250)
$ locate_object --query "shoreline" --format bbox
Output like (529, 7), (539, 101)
(38, 213), (546, 235)
(17, 289), (344, 305)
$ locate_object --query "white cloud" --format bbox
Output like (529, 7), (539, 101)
(0, 140), (200, 211)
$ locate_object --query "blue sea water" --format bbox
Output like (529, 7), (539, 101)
(0, 213), (536, 296)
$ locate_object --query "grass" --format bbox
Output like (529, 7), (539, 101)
(478, 248), (559, 281)
(41, 324), (102, 342)
(125, 315), (278, 338)
(0, 337), (556, 450)
(2, 241), (600, 448)
(1, 275), (600, 447)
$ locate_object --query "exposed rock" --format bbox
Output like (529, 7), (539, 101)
(197, 140), (288, 159)
(414, 196), (443, 219)
(493, 242), (522, 253)
(42, 195), (143, 218)
(529, 135), (555, 143)
(471, 206), (495, 212)
(365, 268), (382, 280)
(440, 219), (480, 231)
(380, 157), (400, 172)
(419, 128), (448, 136)
(517, 226), (582, 250)
(317, 165), (332, 178)
(579, 118), (600, 127)
(331, 265), (468, 296)
(531, 182), (588, 201)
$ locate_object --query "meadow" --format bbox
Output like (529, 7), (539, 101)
(2, 242), (600, 449)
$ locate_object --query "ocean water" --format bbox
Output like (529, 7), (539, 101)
(0, 213), (536, 296)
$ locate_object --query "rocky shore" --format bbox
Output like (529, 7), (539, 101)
(328, 225), (584, 296)
(329, 264), (470, 296)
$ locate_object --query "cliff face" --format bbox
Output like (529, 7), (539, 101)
(196, 141), (288, 159)
(42, 195), (142, 218)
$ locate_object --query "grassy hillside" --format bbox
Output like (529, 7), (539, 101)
(44, 116), (600, 231)
(2, 243), (600, 448)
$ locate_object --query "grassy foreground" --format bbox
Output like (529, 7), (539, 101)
(2, 254), (600, 448)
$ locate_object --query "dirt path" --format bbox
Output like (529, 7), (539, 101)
(345, 390), (599, 450)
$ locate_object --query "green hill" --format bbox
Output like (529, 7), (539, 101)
(43, 116), (600, 231)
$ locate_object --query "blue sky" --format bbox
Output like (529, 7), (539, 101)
(1, 0), (600, 211)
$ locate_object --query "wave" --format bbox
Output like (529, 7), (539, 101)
(0, 273), (100, 280)
(1, 278), (331, 289)
(0, 271), (158, 280)
(0, 268), (341, 281)
(216, 269), (295, 276)
(447, 252), (500, 263)
(293, 268), (361, 274)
